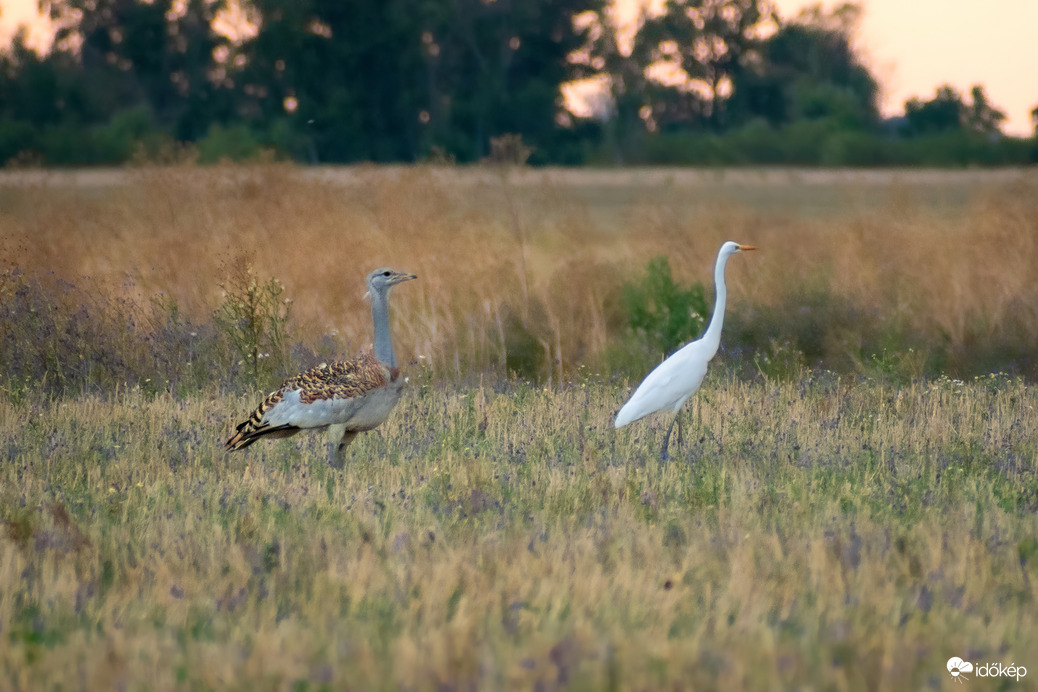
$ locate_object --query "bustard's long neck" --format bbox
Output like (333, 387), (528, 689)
(371, 289), (396, 368)
(700, 251), (731, 358)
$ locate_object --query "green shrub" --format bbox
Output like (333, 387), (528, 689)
(197, 123), (267, 163)
(752, 337), (808, 381)
(590, 122), (1035, 168)
(91, 106), (172, 163)
(0, 120), (37, 163)
(213, 256), (292, 390)
(621, 256), (709, 357)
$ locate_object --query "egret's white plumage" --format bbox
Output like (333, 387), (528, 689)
(615, 241), (755, 458)
(226, 267), (416, 467)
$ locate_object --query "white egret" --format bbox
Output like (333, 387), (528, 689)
(615, 241), (756, 459)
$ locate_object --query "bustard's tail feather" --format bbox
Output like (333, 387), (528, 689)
(225, 421), (300, 450)
(226, 390), (300, 451)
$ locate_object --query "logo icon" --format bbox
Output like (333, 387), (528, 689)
(948, 657), (974, 683)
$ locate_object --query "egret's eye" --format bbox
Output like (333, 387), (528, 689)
(382, 271), (392, 277)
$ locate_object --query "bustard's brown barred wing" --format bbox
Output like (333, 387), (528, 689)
(225, 349), (396, 450)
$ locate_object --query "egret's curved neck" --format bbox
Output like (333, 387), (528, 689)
(701, 251), (731, 357)
(371, 289), (396, 368)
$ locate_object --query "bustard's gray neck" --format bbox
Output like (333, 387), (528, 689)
(370, 288), (396, 368)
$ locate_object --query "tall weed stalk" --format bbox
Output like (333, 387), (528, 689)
(213, 253), (291, 390)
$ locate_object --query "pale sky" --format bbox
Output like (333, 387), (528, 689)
(2, 0), (1036, 136)
(771, 0), (1038, 136)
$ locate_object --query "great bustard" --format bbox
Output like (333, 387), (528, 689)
(226, 267), (417, 467)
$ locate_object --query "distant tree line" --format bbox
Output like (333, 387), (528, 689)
(1, 0), (1035, 166)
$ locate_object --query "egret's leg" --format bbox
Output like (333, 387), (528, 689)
(661, 414), (679, 462)
(326, 424), (358, 469)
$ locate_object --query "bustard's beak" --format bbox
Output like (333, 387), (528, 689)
(737, 244), (757, 252)
(364, 271), (417, 299)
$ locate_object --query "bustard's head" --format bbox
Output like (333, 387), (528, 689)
(365, 267), (417, 300)
(720, 241), (757, 258)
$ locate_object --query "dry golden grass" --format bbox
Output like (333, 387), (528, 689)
(3, 164), (1037, 383)
(1, 376), (1036, 689)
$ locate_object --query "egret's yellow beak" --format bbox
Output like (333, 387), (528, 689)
(738, 244), (757, 252)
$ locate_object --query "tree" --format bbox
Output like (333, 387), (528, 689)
(635, 0), (777, 131)
(579, 5), (670, 161)
(743, 2), (878, 129)
(40, 0), (232, 139)
(903, 85), (965, 135)
(583, 0), (878, 149)
(233, 0), (429, 161)
(903, 84), (1005, 137)
(429, 0), (604, 161)
(0, 27), (88, 127)
(235, 0), (603, 163)
(963, 85), (1005, 136)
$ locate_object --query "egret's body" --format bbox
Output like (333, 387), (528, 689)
(226, 268), (416, 467)
(615, 242), (755, 458)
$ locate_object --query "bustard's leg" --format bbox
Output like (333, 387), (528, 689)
(326, 424), (358, 469)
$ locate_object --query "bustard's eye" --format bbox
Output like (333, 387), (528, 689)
(382, 271), (392, 277)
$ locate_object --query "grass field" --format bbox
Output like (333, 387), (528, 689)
(3, 164), (1037, 386)
(3, 377), (1037, 690)
(2, 165), (1037, 689)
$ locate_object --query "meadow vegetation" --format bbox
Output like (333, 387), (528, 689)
(1, 164), (1037, 397)
(1, 164), (1037, 689)
(2, 377), (1037, 690)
